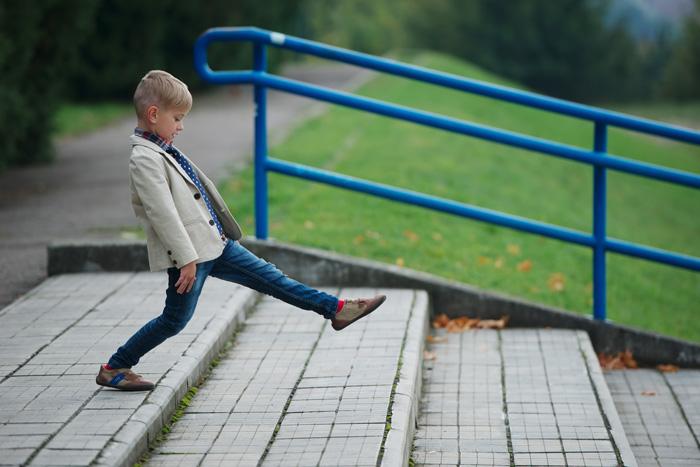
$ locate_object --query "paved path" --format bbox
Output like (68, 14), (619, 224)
(0, 275), (425, 466)
(413, 328), (635, 467)
(144, 288), (426, 467)
(605, 369), (700, 467)
(0, 272), (257, 466)
(0, 63), (373, 309)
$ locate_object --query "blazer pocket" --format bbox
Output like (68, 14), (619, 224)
(184, 219), (213, 248)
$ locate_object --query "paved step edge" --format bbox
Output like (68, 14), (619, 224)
(95, 288), (259, 467)
(577, 330), (638, 467)
(381, 290), (430, 466)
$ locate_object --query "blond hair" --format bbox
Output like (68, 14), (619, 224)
(133, 70), (192, 118)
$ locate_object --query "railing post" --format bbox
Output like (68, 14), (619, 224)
(593, 122), (607, 320)
(253, 42), (269, 239)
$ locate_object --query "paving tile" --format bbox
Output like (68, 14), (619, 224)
(0, 274), (254, 466)
(29, 448), (100, 466)
(146, 453), (204, 466)
(412, 329), (640, 467)
(606, 367), (700, 465)
(144, 289), (419, 466)
(0, 448), (35, 465)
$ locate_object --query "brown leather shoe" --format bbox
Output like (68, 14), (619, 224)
(96, 365), (155, 391)
(331, 295), (387, 331)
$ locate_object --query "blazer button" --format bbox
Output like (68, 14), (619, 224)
(194, 193), (201, 200)
(167, 250), (172, 255)
(173, 260), (178, 265)
(209, 219), (215, 226)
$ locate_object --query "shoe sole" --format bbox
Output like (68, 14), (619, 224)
(332, 295), (387, 331)
(96, 378), (154, 391)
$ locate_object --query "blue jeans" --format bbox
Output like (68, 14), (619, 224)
(108, 240), (338, 369)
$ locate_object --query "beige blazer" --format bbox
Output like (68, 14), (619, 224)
(129, 135), (242, 271)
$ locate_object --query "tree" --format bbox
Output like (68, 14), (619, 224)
(0, 1), (96, 168)
(661, 0), (700, 100)
(406, 0), (641, 102)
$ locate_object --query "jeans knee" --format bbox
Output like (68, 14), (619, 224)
(159, 315), (189, 337)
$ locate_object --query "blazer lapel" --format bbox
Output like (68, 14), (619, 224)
(130, 135), (196, 188)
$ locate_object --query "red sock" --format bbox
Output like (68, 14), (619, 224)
(336, 299), (345, 314)
(103, 364), (114, 371)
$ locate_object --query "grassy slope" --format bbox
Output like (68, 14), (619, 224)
(219, 52), (700, 342)
(53, 102), (132, 137)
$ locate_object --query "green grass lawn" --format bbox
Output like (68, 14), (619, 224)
(219, 51), (700, 342)
(53, 102), (132, 137)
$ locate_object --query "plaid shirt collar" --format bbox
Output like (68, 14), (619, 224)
(134, 128), (175, 153)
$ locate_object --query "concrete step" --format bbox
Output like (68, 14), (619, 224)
(605, 368), (700, 466)
(0, 272), (257, 467)
(2, 272), (668, 467)
(142, 288), (428, 466)
(413, 328), (637, 467)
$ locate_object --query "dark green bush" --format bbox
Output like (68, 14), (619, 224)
(0, 1), (95, 169)
(66, 0), (304, 101)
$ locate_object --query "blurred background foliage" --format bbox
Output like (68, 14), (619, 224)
(1, 0), (698, 169)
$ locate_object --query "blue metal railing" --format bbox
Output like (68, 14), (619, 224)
(194, 26), (700, 321)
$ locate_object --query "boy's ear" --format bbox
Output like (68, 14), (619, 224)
(146, 105), (158, 124)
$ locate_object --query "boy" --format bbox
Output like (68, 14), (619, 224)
(96, 70), (386, 391)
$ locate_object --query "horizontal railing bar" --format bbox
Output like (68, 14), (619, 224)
(267, 157), (700, 273)
(606, 238), (700, 271)
(195, 27), (700, 146)
(256, 73), (700, 189)
(266, 157), (595, 247)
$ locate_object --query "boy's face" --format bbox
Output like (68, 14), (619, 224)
(148, 105), (188, 144)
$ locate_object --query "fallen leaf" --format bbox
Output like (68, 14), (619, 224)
(304, 220), (315, 230)
(432, 313), (509, 333)
(433, 314), (450, 328)
(657, 364), (679, 373)
(353, 235), (365, 245)
(599, 353), (624, 370)
(366, 230), (381, 239)
(427, 335), (448, 344)
(431, 232), (443, 241)
(507, 244), (521, 256)
(447, 317), (479, 333)
(621, 350), (638, 369)
(423, 350), (437, 361)
(517, 260), (532, 272)
(494, 257), (504, 269)
(475, 316), (510, 329)
(548, 273), (566, 292)
(395, 257), (405, 267)
(641, 390), (656, 396)
(478, 256), (492, 266)
(403, 230), (420, 243)
(598, 349), (637, 370)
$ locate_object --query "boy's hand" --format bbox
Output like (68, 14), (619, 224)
(175, 261), (197, 294)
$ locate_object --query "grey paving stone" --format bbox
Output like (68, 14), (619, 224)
(606, 367), (700, 466)
(0, 273), (255, 467)
(413, 329), (638, 467)
(144, 288), (421, 466)
(146, 453), (204, 467)
(412, 449), (461, 465)
(319, 436), (382, 466)
(29, 448), (100, 466)
(0, 434), (50, 449)
(0, 448), (35, 465)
